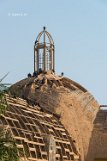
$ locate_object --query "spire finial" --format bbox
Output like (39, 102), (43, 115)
(43, 26), (46, 31)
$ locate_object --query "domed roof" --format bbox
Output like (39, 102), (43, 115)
(35, 26), (54, 45)
(9, 73), (99, 161)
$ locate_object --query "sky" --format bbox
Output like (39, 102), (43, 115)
(0, 0), (107, 105)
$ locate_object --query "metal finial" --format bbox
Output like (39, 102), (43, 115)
(43, 26), (46, 31)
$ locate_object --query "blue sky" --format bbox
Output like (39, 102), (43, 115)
(0, 0), (107, 104)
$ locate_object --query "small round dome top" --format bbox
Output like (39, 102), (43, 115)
(35, 26), (54, 45)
